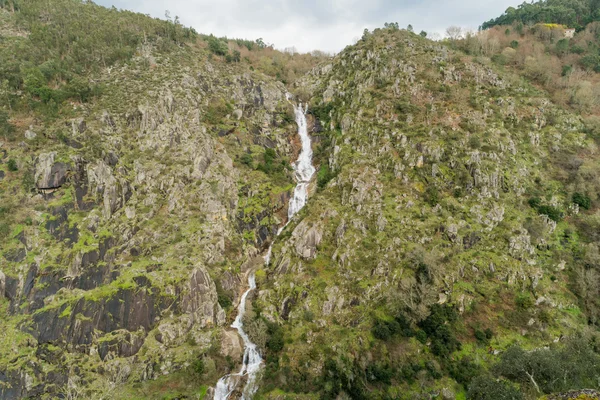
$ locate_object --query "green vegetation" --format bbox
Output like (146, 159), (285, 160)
(481, 0), (600, 30)
(0, 0), (196, 118)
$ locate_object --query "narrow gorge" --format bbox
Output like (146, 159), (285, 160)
(214, 102), (315, 399)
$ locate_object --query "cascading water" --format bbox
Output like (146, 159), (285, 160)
(213, 102), (315, 399)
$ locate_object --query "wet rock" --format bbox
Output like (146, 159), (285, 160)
(30, 282), (177, 348)
(220, 329), (243, 360)
(280, 296), (294, 320)
(97, 330), (146, 361)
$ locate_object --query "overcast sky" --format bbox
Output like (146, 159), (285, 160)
(95, 0), (521, 53)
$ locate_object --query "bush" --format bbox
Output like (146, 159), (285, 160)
(257, 148), (285, 175)
(425, 186), (439, 206)
(537, 204), (562, 221)
(0, 111), (15, 139)
(372, 317), (400, 340)
(214, 279), (234, 309)
(467, 375), (523, 400)
(474, 329), (487, 343)
(240, 153), (253, 167)
(449, 357), (483, 386)
(418, 305), (461, 357)
(561, 64), (573, 76)
(317, 163), (335, 189)
(528, 197), (562, 221)
(206, 35), (229, 56)
(573, 192), (591, 210)
(191, 357), (205, 375)
(7, 159), (18, 171)
(266, 321), (284, 353)
(366, 363), (393, 384)
(515, 292), (534, 309)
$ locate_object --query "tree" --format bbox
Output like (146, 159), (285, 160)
(446, 26), (463, 40)
(0, 110), (14, 140)
(207, 35), (228, 56)
(419, 30), (427, 37)
(255, 38), (266, 48)
(407, 24), (414, 32)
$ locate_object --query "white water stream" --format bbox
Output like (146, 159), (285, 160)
(214, 102), (315, 399)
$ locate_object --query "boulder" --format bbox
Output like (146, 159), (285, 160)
(34, 152), (70, 190)
(220, 329), (243, 360)
(182, 268), (225, 327)
(292, 220), (322, 260)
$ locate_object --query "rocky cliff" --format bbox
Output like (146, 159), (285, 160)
(0, 5), (304, 397)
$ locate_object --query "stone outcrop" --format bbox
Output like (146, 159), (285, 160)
(34, 152), (71, 191)
(182, 267), (225, 328)
(292, 220), (322, 260)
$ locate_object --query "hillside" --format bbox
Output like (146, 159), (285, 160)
(254, 26), (600, 399)
(2, 1), (600, 400)
(481, 0), (600, 30)
(0, 1), (322, 398)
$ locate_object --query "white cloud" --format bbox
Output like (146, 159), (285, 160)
(95, 0), (521, 53)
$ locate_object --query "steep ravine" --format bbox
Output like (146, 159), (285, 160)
(214, 102), (316, 399)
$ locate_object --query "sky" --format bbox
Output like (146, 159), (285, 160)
(95, 0), (522, 53)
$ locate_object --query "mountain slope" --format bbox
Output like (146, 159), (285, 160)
(0, 2), (311, 398)
(254, 26), (600, 398)
(3, 2), (600, 400)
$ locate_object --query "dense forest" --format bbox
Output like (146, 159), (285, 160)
(481, 0), (600, 30)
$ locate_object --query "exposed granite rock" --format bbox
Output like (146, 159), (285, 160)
(182, 267), (226, 328)
(292, 220), (322, 260)
(34, 152), (71, 190)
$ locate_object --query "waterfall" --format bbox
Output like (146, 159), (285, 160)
(214, 101), (315, 399)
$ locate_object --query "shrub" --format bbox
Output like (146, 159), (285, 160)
(266, 322), (284, 352)
(467, 375), (523, 400)
(192, 357), (205, 375)
(425, 186), (439, 206)
(7, 159), (18, 171)
(240, 153), (253, 167)
(317, 163), (335, 189)
(366, 363), (393, 384)
(206, 35), (228, 56)
(515, 292), (534, 309)
(537, 204), (562, 221)
(449, 357), (483, 386)
(215, 280), (233, 309)
(474, 329), (487, 343)
(372, 317), (400, 340)
(418, 304), (461, 357)
(573, 192), (591, 210)
(0, 111), (15, 139)
(528, 197), (562, 221)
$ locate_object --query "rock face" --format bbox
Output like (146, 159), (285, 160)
(253, 27), (598, 398)
(0, 25), (297, 397)
(182, 268), (225, 327)
(34, 152), (71, 190)
(292, 220), (322, 260)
